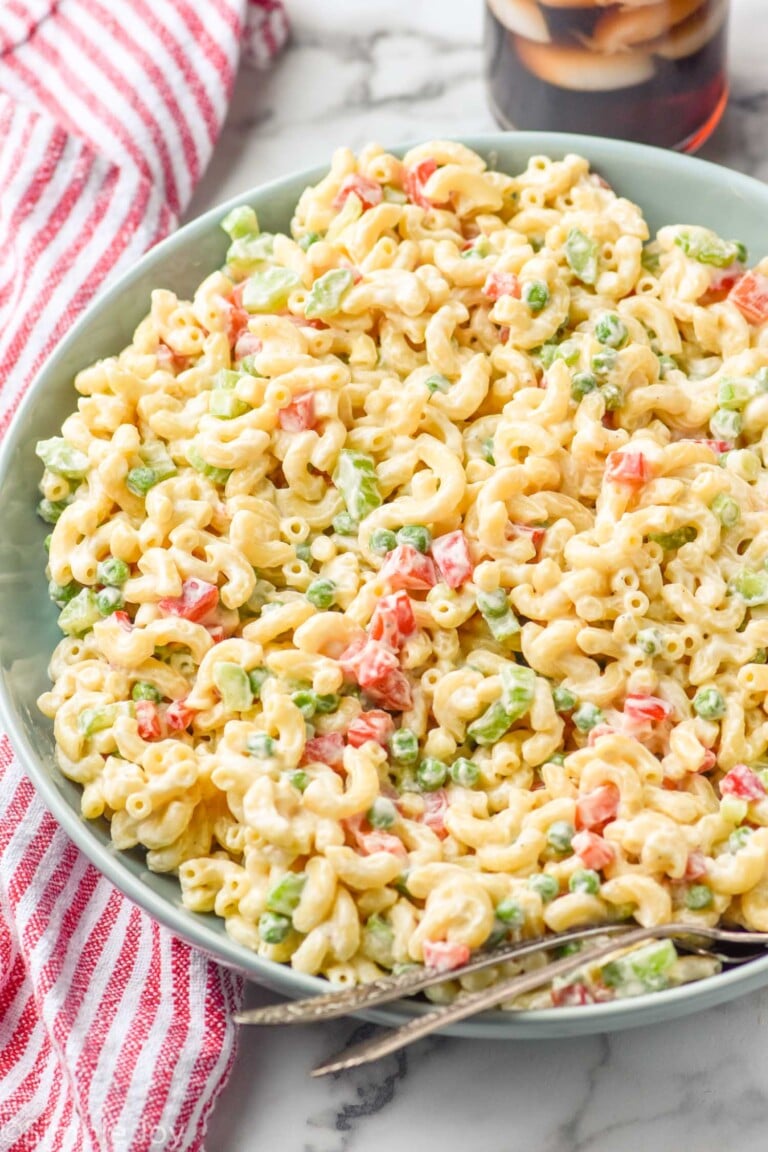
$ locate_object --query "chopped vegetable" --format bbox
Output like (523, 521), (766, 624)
(247, 733), (277, 758)
(417, 757), (448, 791)
(564, 227), (598, 284)
(674, 227), (747, 268)
(422, 940), (471, 972)
(303, 731), (345, 767)
(369, 527), (398, 555)
(623, 694), (672, 724)
(467, 700), (514, 745)
(720, 763), (766, 801)
(279, 393), (316, 432)
(389, 728), (419, 765)
(692, 687), (726, 720)
(648, 527), (697, 551)
(572, 702), (605, 732)
(449, 757), (480, 787)
(602, 939), (676, 992)
(159, 578), (219, 623)
(97, 557), (129, 586)
(522, 280), (550, 312)
(242, 266), (301, 312)
(379, 544), (437, 591)
(259, 912), (291, 944)
(552, 685), (577, 713)
(35, 437), (89, 479)
(404, 158), (438, 210)
(305, 268), (355, 319)
(571, 372), (597, 400)
(347, 710), (395, 748)
(396, 525), (431, 554)
(367, 797), (398, 829)
(594, 312), (628, 348)
(333, 449), (382, 523)
(483, 271), (520, 301)
(527, 873), (559, 903)
(569, 869), (600, 895)
(685, 884), (713, 910)
(369, 590), (416, 649)
(571, 830), (615, 870)
(333, 174), (383, 212)
(476, 589), (520, 643)
(430, 530), (473, 589)
(58, 589), (102, 636)
(729, 568), (768, 606)
(547, 820), (575, 853)
(576, 784), (619, 830)
(266, 872), (307, 916)
(306, 579), (336, 610)
(213, 663), (253, 711)
(710, 492), (740, 528)
(605, 450), (651, 488)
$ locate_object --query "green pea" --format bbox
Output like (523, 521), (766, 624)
(396, 525), (431, 554)
(594, 312), (628, 349)
(97, 557), (130, 587)
(450, 757), (480, 787)
(572, 702), (605, 732)
(306, 579), (336, 610)
(522, 280), (550, 313)
(636, 628), (664, 656)
(390, 729), (419, 766)
(425, 373), (450, 394)
(367, 798), (398, 829)
(545, 753), (566, 766)
(258, 912), (291, 944)
(247, 733), (277, 758)
(693, 687), (726, 720)
(287, 769), (309, 792)
(547, 820), (575, 853)
(685, 884), (713, 910)
(552, 685), (577, 713)
(591, 349), (617, 379)
(132, 681), (161, 703)
(570, 869), (600, 895)
(96, 586), (124, 616)
(495, 898), (524, 927)
(48, 580), (79, 607)
(527, 873), (559, 903)
(313, 693), (341, 714)
(571, 372), (598, 401)
(417, 757), (448, 792)
(600, 382), (624, 411)
(295, 542), (312, 563)
(369, 528), (397, 555)
(37, 498), (69, 524)
(291, 690), (317, 719)
(648, 527), (697, 551)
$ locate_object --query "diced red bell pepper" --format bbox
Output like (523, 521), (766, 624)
(575, 784), (620, 830)
(683, 851), (708, 881)
(729, 270), (768, 325)
(347, 710), (395, 748)
(368, 591), (416, 649)
(551, 982), (596, 1008)
(605, 451), (651, 488)
(205, 624), (226, 644)
(357, 641), (413, 710)
(404, 159), (437, 210)
(278, 392), (316, 432)
(587, 723), (618, 747)
(421, 788), (448, 839)
(225, 299), (250, 346)
(158, 578), (219, 623)
(379, 544), (437, 591)
(165, 699), (195, 731)
(699, 748), (717, 771)
(482, 271), (521, 302)
(338, 636), (367, 678)
(624, 694), (672, 724)
(691, 439), (732, 455)
(720, 763), (766, 801)
(506, 523), (546, 553)
(699, 263), (744, 306)
(430, 530), (473, 589)
(422, 940), (471, 972)
(571, 829), (615, 870)
(344, 814), (407, 857)
(113, 611), (133, 632)
(135, 700), (163, 741)
(234, 329), (263, 360)
(333, 174), (383, 212)
(282, 313), (329, 331)
(303, 730), (345, 768)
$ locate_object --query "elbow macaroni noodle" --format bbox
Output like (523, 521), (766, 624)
(36, 141), (768, 1005)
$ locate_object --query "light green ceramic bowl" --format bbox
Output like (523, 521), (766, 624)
(3, 133), (768, 1039)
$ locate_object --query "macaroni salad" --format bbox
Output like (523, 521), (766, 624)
(37, 142), (768, 1007)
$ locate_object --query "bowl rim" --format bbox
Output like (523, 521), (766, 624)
(5, 130), (768, 1037)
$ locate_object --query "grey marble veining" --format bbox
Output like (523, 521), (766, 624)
(202, 2), (768, 1147)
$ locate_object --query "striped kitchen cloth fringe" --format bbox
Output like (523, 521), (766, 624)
(0, 2), (287, 1149)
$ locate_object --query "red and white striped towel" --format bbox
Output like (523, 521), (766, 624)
(0, 2), (287, 1148)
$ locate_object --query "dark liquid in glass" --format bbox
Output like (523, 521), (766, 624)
(485, 0), (729, 151)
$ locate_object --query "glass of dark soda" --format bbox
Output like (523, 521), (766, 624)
(485, 0), (730, 152)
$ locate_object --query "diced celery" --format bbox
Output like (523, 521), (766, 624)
(187, 444), (232, 485)
(58, 589), (102, 636)
(467, 700), (513, 745)
(35, 437), (89, 479)
(333, 449), (381, 522)
(602, 939), (677, 993)
(673, 227), (747, 268)
(242, 265), (301, 312)
(564, 228), (599, 284)
(266, 872), (307, 916)
(305, 268), (355, 319)
(213, 663), (254, 711)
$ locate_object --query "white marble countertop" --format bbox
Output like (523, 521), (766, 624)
(200, 1), (768, 1147)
